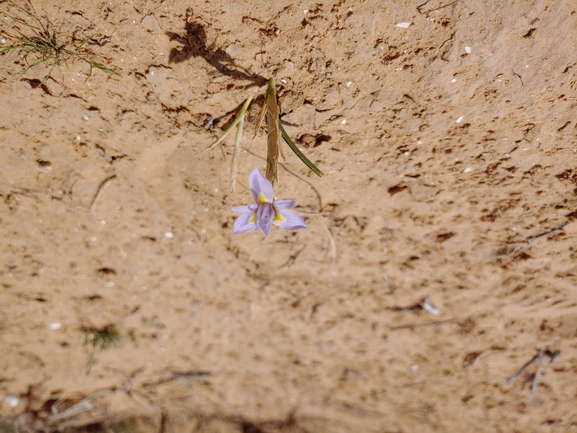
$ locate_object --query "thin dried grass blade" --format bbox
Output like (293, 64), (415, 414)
(204, 96), (252, 153)
(230, 115), (244, 193)
(254, 97), (267, 138)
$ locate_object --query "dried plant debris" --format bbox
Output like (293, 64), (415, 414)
(507, 349), (561, 404)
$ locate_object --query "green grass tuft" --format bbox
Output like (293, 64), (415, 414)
(83, 325), (123, 375)
(0, 0), (118, 83)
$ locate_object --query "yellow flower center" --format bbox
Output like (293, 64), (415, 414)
(273, 213), (286, 223)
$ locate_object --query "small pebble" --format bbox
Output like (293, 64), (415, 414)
(204, 116), (213, 130)
(5, 395), (19, 408)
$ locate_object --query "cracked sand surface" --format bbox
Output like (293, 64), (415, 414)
(1, 0), (576, 431)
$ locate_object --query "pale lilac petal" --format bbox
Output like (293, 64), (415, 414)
(260, 222), (271, 236)
(232, 205), (255, 213)
(272, 208), (308, 231)
(232, 212), (256, 234)
(249, 168), (274, 204)
(254, 202), (275, 235)
(274, 199), (296, 209)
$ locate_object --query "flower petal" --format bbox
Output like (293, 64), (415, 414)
(272, 208), (308, 231)
(260, 222), (271, 236)
(255, 202), (275, 235)
(232, 205), (256, 213)
(232, 211), (256, 234)
(274, 199), (296, 209)
(249, 168), (274, 204)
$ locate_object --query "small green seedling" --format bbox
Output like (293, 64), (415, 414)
(83, 325), (123, 375)
(207, 78), (323, 190)
(0, 1), (118, 83)
(256, 78), (323, 184)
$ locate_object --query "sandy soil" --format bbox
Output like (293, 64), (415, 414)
(1, 0), (576, 432)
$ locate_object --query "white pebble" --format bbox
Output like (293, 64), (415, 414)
(5, 395), (19, 407)
(396, 22), (411, 28)
(164, 231), (173, 239)
(465, 46), (472, 54)
(49, 323), (62, 330)
(463, 167), (472, 173)
(456, 116), (464, 123)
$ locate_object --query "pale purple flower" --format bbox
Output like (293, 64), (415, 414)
(232, 168), (308, 236)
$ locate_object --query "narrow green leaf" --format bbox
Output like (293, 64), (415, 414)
(279, 121), (323, 177)
(205, 96), (253, 151)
